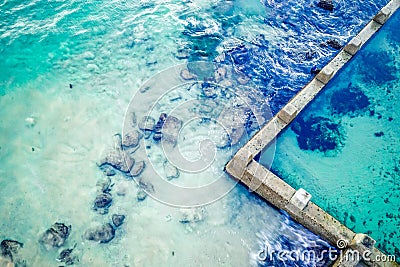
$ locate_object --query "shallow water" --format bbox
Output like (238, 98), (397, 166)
(263, 10), (400, 259)
(0, 0), (392, 265)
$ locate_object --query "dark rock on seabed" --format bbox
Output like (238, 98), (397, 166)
(153, 113), (167, 134)
(359, 51), (397, 85)
(96, 176), (112, 193)
(98, 134), (135, 173)
(130, 160), (145, 177)
(317, 0), (334, 11)
(39, 222), (71, 249)
(330, 85), (370, 116)
(138, 116), (156, 132)
(137, 179), (155, 201)
(137, 189), (147, 201)
(1, 239), (23, 262)
(101, 165), (116, 176)
(292, 116), (345, 152)
(161, 115), (183, 145)
(201, 81), (218, 98)
(164, 161), (180, 180)
(112, 214), (126, 227)
(93, 192), (113, 214)
(84, 223), (115, 243)
(325, 39), (342, 50)
(153, 132), (162, 142)
(139, 179), (155, 193)
(217, 105), (249, 146)
(140, 113), (183, 145)
(56, 244), (78, 265)
(122, 130), (142, 148)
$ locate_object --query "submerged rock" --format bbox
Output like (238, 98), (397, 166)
(98, 134), (135, 173)
(187, 61), (215, 80)
(180, 69), (197, 80)
(137, 189), (147, 201)
(214, 52), (226, 63)
(112, 214), (126, 227)
(96, 177), (112, 193)
(99, 149), (133, 172)
(210, 123), (231, 148)
(164, 161), (180, 180)
(214, 67), (227, 82)
(291, 116), (345, 152)
(114, 181), (130, 196)
(197, 98), (218, 115)
(326, 39), (342, 50)
(179, 208), (206, 224)
(143, 130), (152, 139)
(138, 116), (156, 132)
(150, 114), (166, 142)
(40, 223), (71, 249)
(154, 113), (168, 133)
(130, 160), (146, 177)
(1, 239), (23, 262)
(201, 81), (218, 98)
(139, 179), (155, 193)
(310, 66), (321, 75)
(122, 130), (142, 148)
(161, 115), (183, 145)
(229, 44), (250, 66)
(56, 244), (78, 265)
(217, 105), (249, 146)
(137, 178), (155, 201)
(330, 85), (370, 116)
(175, 45), (191, 60)
(93, 193), (112, 214)
(218, 78), (233, 88)
(153, 132), (162, 142)
(129, 111), (137, 128)
(101, 166), (116, 176)
(317, 0), (334, 11)
(84, 223), (115, 243)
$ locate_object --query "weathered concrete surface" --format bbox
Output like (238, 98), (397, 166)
(374, 7), (392, 24)
(243, 160), (296, 208)
(224, 117), (285, 161)
(289, 188), (311, 211)
(316, 65), (334, 84)
(277, 103), (298, 124)
(226, 148), (254, 179)
(234, 160), (399, 267)
(344, 36), (362, 55)
(239, 162), (356, 246)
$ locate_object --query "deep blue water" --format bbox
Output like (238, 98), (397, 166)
(219, 0), (390, 113)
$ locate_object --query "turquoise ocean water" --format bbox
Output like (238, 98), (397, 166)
(0, 0), (393, 265)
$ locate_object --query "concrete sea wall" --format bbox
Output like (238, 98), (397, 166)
(226, 1), (400, 266)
